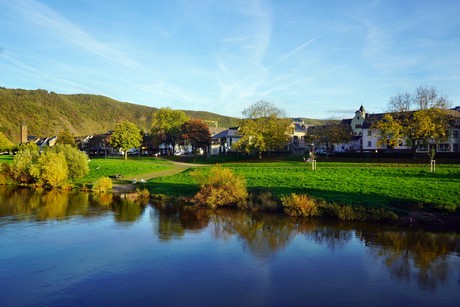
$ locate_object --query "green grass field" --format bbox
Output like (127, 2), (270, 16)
(147, 161), (460, 212)
(0, 155), (13, 163)
(76, 157), (173, 184)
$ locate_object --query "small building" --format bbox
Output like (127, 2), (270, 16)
(210, 127), (242, 155)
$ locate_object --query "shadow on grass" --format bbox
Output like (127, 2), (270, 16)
(144, 181), (199, 197)
(249, 185), (454, 212)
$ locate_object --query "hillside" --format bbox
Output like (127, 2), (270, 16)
(0, 87), (241, 143)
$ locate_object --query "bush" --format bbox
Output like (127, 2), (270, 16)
(239, 190), (280, 211)
(51, 144), (89, 180)
(281, 193), (321, 217)
(192, 165), (248, 208)
(0, 162), (12, 185)
(92, 177), (113, 192)
(0, 174), (6, 185)
(12, 144), (40, 183)
(137, 188), (150, 199)
(30, 151), (68, 188)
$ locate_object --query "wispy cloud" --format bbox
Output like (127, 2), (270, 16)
(277, 38), (318, 62)
(3, 0), (138, 67)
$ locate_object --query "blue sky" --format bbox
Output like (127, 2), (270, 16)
(1, 0), (459, 119)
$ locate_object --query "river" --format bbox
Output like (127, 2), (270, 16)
(0, 187), (459, 306)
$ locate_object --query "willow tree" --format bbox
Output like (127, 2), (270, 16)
(372, 86), (453, 158)
(109, 121), (142, 159)
(236, 101), (291, 159)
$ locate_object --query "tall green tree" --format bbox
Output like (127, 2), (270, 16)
(180, 119), (211, 154)
(0, 132), (14, 152)
(372, 86), (453, 158)
(109, 121), (142, 159)
(56, 129), (76, 147)
(151, 107), (189, 154)
(236, 101), (291, 158)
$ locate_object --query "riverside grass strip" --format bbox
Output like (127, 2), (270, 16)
(78, 157), (173, 183)
(147, 162), (460, 212)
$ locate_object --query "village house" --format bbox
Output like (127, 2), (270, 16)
(336, 105), (460, 153)
(210, 127), (242, 155)
(288, 119), (309, 153)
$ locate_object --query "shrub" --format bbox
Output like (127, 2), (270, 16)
(137, 188), (150, 199)
(281, 193), (321, 217)
(30, 151), (68, 188)
(239, 189), (280, 211)
(0, 162), (12, 184)
(92, 177), (113, 192)
(0, 174), (6, 185)
(12, 144), (40, 183)
(192, 165), (248, 208)
(51, 144), (89, 180)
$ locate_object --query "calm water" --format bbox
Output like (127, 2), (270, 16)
(0, 187), (459, 306)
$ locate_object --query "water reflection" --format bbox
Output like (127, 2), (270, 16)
(356, 229), (459, 290)
(151, 202), (209, 241)
(0, 187), (459, 292)
(152, 203), (460, 290)
(0, 186), (146, 224)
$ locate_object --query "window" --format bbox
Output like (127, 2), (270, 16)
(367, 129), (372, 136)
(454, 144), (459, 152)
(367, 141), (372, 147)
(355, 124), (362, 129)
(453, 130), (458, 139)
(439, 144), (449, 152)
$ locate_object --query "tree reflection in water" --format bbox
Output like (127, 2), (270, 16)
(151, 202), (210, 241)
(356, 229), (459, 290)
(151, 203), (460, 289)
(0, 187), (459, 291)
(0, 187), (147, 223)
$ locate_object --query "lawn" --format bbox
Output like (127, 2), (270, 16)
(0, 155), (13, 163)
(76, 157), (173, 184)
(146, 161), (460, 212)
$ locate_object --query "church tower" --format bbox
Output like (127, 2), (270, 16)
(20, 122), (27, 144)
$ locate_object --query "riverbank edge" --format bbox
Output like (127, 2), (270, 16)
(146, 192), (460, 233)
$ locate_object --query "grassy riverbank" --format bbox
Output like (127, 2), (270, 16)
(3, 154), (459, 214)
(146, 161), (460, 213)
(76, 157), (173, 184)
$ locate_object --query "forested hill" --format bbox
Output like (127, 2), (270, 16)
(0, 87), (241, 143)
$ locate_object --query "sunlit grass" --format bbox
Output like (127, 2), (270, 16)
(0, 155), (13, 163)
(147, 161), (460, 211)
(77, 157), (173, 184)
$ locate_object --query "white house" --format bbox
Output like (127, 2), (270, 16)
(210, 127), (242, 155)
(343, 105), (460, 153)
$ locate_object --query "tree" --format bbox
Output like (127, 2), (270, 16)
(56, 129), (76, 147)
(151, 107), (189, 154)
(305, 122), (352, 153)
(109, 121), (142, 159)
(51, 144), (89, 180)
(30, 151), (68, 188)
(180, 119), (211, 154)
(12, 143), (40, 183)
(0, 132), (14, 152)
(236, 101), (291, 158)
(373, 86), (453, 158)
